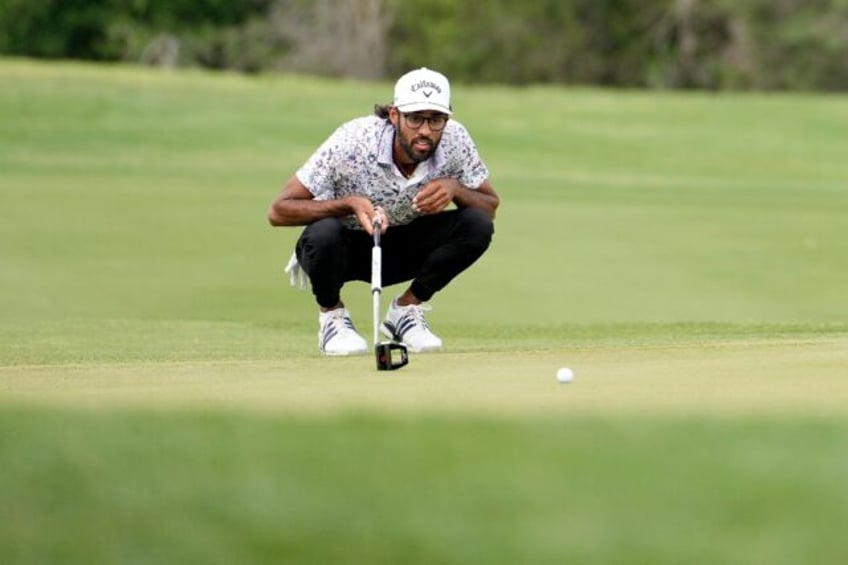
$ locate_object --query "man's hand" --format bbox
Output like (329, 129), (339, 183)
(412, 177), (460, 215)
(349, 195), (387, 235)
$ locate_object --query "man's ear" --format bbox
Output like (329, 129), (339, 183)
(388, 106), (399, 127)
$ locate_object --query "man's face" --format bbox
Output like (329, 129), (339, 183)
(390, 108), (448, 164)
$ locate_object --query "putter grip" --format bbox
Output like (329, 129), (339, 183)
(371, 246), (381, 291)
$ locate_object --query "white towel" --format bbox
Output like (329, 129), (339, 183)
(284, 251), (310, 290)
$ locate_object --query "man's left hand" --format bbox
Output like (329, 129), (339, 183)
(412, 177), (460, 214)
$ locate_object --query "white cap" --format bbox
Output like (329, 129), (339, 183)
(393, 67), (452, 115)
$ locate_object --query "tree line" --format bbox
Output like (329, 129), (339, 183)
(2, 0), (847, 91)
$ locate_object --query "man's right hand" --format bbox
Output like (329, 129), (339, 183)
(349, 195), (387, 235)
(268, 176), (388, 232)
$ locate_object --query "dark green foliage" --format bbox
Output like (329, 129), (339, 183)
(0, 0), (279, 70)
(386, 0), (588, 85)
(0, 0), (114, 59)
(1, 0), (847, 90)
(385, 0), (848, 90)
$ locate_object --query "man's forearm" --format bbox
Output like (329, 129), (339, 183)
(268, 198), (355, 227)
(453, 185), (499, 219)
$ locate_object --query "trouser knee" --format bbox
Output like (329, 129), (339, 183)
(455, 207), (494, 252)
(296, 218), (346, 308)
(408, 208), (494, 301)
(297, 218), (345, 260)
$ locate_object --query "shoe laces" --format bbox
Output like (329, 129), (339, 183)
(402, 303), (432, 330)
(324, 310), (358, 335)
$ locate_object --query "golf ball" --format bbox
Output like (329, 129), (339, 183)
(556, 367), (574, 383)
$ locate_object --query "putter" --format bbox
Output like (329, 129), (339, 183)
(372, 218), (409, 371)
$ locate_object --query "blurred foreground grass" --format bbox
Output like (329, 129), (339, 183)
(2, 409), (848, 565)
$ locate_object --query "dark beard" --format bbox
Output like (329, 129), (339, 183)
(397, 129), (438, 163)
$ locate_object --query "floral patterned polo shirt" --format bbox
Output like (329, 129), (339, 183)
(296, 116), (489, 229)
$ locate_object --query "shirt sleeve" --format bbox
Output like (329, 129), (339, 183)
(295, 123), (348, 200)
(446, 121), (490, 190)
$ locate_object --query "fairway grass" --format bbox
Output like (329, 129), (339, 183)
(2, 58), (848, 564)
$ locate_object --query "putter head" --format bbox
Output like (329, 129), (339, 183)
(375, 342), (408, 371)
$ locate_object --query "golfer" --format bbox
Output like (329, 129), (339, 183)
(268, 67), (499, 355)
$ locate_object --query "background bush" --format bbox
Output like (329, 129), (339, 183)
(1, 0), (847, 90)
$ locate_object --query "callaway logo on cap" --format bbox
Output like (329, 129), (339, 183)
(393, 67), (452, 115)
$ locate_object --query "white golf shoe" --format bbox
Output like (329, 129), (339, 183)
(318, 308), (368, 356)
(381, 300), (443, 352)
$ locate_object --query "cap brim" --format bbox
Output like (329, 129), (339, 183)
(395, 102), (452, 115)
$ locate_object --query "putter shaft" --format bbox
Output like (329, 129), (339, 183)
(371, 219), (382, 347)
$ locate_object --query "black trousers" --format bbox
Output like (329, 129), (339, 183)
(296, 207), (494, 308)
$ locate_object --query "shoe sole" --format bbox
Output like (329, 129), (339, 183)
(318, 335), (368, 356)
(321, 348), (368, 356)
